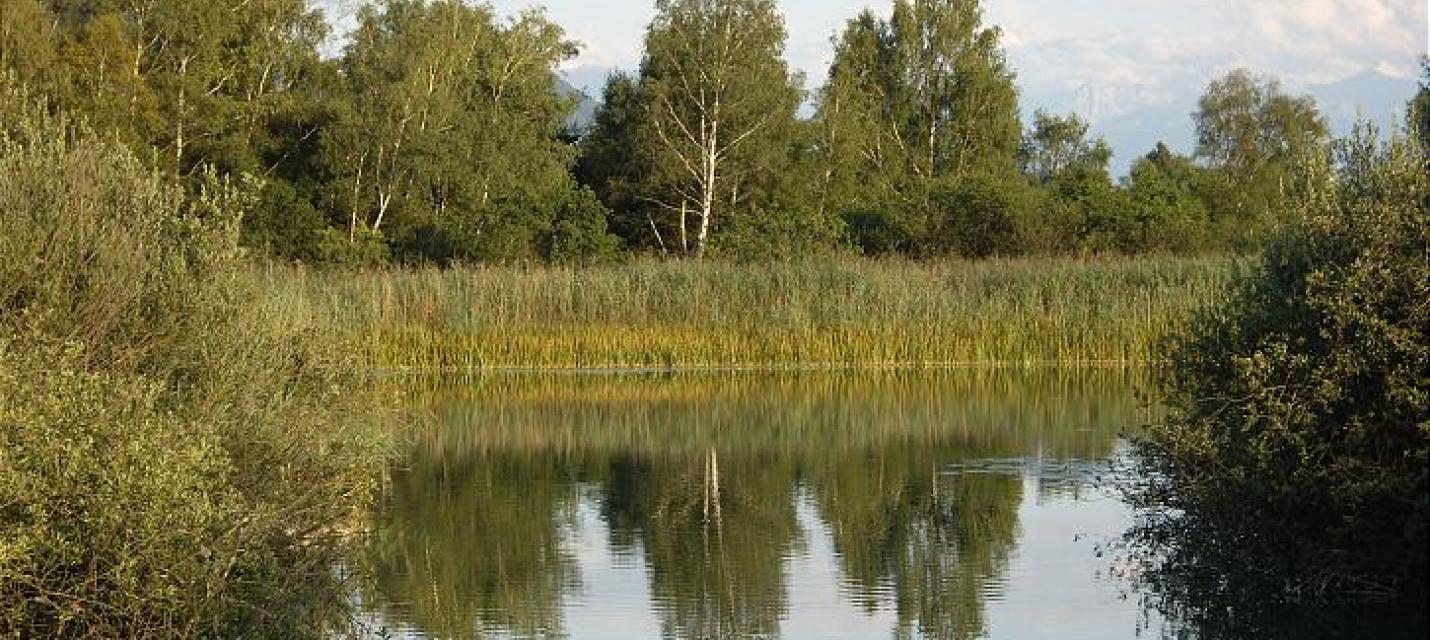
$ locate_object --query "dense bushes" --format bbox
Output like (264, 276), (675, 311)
(0, 83), (391, 637)
(1128, 126), (1428, 616)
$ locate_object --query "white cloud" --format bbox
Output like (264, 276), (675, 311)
(983, 0), (1425, 111)
(320, 0), (1426, 106)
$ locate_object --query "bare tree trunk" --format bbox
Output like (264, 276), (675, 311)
(695, 119), (718, 259)
(374, 192), (393, 233)
(647, 212), (669, 256)
(679, 200), (690, 256)
(349, 154), (366, 241)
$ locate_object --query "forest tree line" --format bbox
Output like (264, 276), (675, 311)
(1, 0), (1422, 265)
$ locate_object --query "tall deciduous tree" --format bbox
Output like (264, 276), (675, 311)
(1194, 69), (1329, 242)
(326, 0), (595, 262)
(818, 0), (1022, 252)
(632, 0), (802, 258)
(1412, 57), (1430, 152)
(578, 73), (653, 248)
(3, 0), (327, 176)
(1019, 111), (1110, 184)
(1124, 143), (1213, 252)
(2, 0), (347, 259)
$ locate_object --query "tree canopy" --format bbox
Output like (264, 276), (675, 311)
(3, 0), (1408, 264)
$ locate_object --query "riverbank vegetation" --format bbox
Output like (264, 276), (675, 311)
(265, 256), (1231, 370)
(1128, 122), (1429, 620)
(0, 0), (1425, 636)
(0, 82), (392, 637)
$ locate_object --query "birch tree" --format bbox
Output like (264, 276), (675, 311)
(1018, 111), (1110, 184)
(1193, 69), (1328, 241)
(817, 0), (1021, 251)
(634, 0), (800, 258)
(327, 0), (591, 262)
(3, 0), (326, 177)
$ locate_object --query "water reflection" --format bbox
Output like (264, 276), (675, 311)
(364, 450), (583, 637)
(361, 371), (1143, 639)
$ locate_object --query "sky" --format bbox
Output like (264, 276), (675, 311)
(321, 1), (1426, 96)
(442, 0), (1426, 91)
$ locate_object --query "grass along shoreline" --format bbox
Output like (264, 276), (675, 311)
(265, 256), (1234, 372)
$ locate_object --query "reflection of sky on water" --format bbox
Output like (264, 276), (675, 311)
(356, 372), (1426, 640)
(988, 478), (1144, 640)
(559, 500), (659, 639)
(358, 371), (1158, 639)
(367, 465), (1159, 639)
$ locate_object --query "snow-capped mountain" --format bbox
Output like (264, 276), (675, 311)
(1035, 70), (1420, 175)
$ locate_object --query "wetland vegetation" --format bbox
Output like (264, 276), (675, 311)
(0, 0), (1425, 637)
(266, 256), (1231, 371)
(0, 83), (393, 637)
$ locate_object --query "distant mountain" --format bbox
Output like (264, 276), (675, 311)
(1310, 70), (1419, 135)
(1067, 83), (1171, 125)
(556, 77), (600, 134)
(1043, 70), (1420, 176)
(561, 64), (626, 97)
(1095, 104), (1199, 172)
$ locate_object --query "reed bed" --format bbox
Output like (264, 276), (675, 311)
(404, 369), (1149, 459)
(261, 256), (1234, 371)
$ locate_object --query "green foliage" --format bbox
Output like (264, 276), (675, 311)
(1123, 144), (1215, 252)
(577, 73), (650, 248)
(0, 0), (621, 266)
(1020, 111), (1112, 184)
(0, 80), (391, 637)
(1412, 57), (1430, 152)
(243, 179), (329, 261)
(546, 188), (623, 265)
(0, 1), (59, 89)
(1015, 112), (1140, 253)
(325, 0), (588, 264)
(715, 123), (850, 261)
(714, 204), (846, 261)
(313, 228), (392, 268)
(1194, 69), (1330, 246)
(926, 173), (1034, 257)
(3, 1), (1352, 263)
(595, 0), (808, 258)
(816, 0), (1023, 255)
(1130, 127), (1429, 612)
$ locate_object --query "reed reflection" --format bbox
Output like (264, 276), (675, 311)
(363, 370), (1138, 639)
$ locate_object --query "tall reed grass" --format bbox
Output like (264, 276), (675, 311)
(262, 256), (1233, 371)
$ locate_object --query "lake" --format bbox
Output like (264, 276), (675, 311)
(351, 371), (1425, 639)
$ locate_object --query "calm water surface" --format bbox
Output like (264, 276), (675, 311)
(352, 371), (1421, 639)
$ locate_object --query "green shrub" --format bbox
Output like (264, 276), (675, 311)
(1129, 126), (1429, 613)
(928, 173), (1033, 258)
(716, 205), (847, 262)
(545, 188), (623, 265)
(313, 227), (392, 268)
(0, 79), (391, 638)
(241, 181), (329, 261)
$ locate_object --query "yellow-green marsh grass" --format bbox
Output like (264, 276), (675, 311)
(261, 256), (1234, 371)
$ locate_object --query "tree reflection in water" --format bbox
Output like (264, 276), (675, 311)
(361, 371), (1136, 639)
